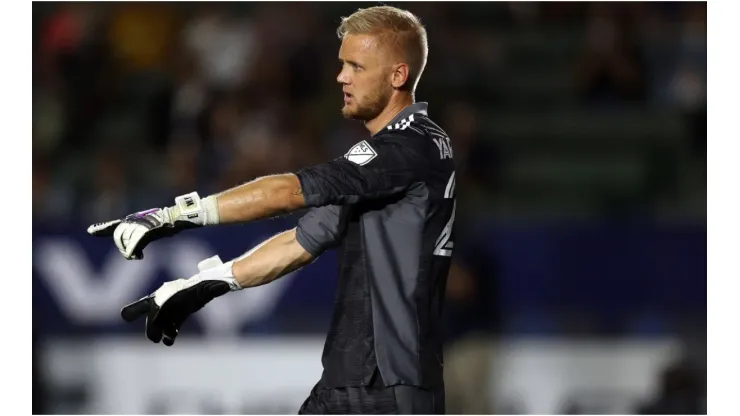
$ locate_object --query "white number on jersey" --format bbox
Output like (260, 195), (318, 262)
(434, 172), (456, 257)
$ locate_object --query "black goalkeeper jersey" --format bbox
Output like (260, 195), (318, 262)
(295, 102), (456, 390)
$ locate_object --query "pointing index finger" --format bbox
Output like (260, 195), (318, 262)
(87, 219), (122, 237)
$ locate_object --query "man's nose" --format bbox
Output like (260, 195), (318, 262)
(337, 70), (350, 84)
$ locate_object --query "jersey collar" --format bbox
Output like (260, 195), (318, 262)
(384, 102), (429, 131)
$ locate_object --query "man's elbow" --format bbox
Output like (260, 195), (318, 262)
(287, 227), (317, 265)
(266, 174), (306, 212)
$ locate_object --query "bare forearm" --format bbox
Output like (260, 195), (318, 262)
(232, 228), (314, 288)
(214, 174), (306, 224)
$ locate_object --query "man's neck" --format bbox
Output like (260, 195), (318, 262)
(365, 93), (414, 136)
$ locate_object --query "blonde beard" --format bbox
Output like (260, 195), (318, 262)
(342, 88), (392, 121)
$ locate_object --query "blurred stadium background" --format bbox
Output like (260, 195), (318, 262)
(32, 2), (706, 414)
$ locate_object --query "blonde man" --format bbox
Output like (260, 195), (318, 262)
(91, 6), (454, 414)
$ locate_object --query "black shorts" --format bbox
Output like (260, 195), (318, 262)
(298, 372), (445, 415)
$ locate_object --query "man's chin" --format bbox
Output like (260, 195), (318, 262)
(342, 106), (376, 121)
(341, 107), (361, 120)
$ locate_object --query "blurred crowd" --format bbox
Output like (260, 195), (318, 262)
(32, 2), (705, 224)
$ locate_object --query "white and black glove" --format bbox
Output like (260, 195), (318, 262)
(87, 192), (219, 260)
(120, 255), (242, 346)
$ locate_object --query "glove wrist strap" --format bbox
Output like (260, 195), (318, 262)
(202, 195), (220, 225)
(166, 192), (221, 226)
(194, 260), (242, 291)
(195, 255), (242, 291)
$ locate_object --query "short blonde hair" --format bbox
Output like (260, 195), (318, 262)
(337, 6), (428, 92)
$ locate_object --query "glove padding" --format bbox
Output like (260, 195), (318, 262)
(87, 192), (207, 260)
(121, 256), (241, 346)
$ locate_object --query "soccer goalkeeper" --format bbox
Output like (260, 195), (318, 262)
(90, 6), (455, 414)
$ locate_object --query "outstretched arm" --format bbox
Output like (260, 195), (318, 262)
(89, 133), (423, 260)
(120, 205), (347, 346)
(119, 227), (314, 346)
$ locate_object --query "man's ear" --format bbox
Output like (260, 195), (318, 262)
(391, 63), (410, 89)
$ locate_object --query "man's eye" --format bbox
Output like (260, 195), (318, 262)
(340, 62), (361, 71)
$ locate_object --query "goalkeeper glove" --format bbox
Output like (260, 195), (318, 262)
(87, 192), (219, 260)
(120, 255), (242, 346)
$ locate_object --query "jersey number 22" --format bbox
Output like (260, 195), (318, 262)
(434, 172), (456, 257)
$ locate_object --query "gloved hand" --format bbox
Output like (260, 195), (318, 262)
(120, 255), (242, 346)
(87, 192), (216, 260)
